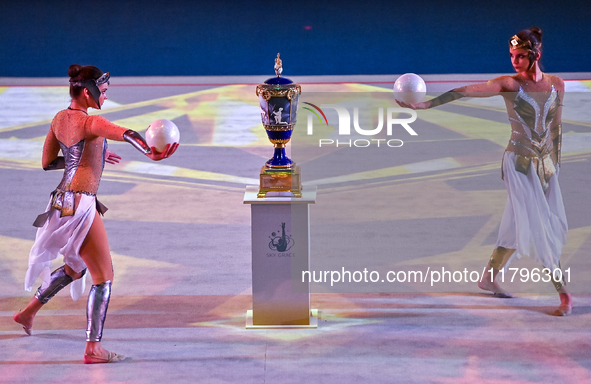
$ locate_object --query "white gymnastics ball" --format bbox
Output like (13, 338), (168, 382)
(145, 119), (180, 152)
(393, 73), (427, 104)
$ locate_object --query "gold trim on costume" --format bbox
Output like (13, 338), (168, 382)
(550, 262), (566, 291)
(489, 247), (515, 270)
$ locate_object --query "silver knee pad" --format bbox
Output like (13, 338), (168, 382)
(86, 281), (112, 342)
(35, 265), (81, 304)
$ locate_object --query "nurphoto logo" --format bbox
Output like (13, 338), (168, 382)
(305, 103), (418, 148)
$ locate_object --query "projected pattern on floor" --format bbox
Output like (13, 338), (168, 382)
(0, 80), (590, 383)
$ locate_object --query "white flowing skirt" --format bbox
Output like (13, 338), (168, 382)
(496, 151), (568, 270)
(24, 194), (96, 301)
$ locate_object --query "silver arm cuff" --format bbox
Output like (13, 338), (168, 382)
(123, 129), (152, 155)
(43, 156), (65, 171)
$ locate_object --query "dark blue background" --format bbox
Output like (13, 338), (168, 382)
(0, 0), (589, 77)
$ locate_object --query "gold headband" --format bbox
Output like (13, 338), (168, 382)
(509, 35), (533, 51)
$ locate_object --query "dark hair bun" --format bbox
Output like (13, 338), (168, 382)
(68, 64), (82, 78)
(529, 27), (543, 40)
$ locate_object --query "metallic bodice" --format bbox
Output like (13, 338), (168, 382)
(506, 85), (561, 192)
(56, 139), (85, 191)
(509, 85), (559, 156)
(50, 138), (106, 217)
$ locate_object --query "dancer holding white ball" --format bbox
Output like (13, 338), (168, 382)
(13, 64), (179, 363)
(146, 119), (181, 152)
(397, 27), (572, 316)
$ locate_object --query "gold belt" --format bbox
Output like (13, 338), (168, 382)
(51, 190), (78, 217)
(32, 189), (107, 228)
(512, 152), (556, 192)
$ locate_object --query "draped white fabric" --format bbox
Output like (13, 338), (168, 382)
(496, 151), (568, 271)
(24, 194), (95, 301)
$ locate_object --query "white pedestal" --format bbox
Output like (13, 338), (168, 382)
(243, 185), (317, 328)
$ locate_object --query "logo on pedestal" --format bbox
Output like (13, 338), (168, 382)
(269, 222), (294, 252)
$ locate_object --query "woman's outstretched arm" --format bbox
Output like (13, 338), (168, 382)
(397, 76), (517, 110)
(87, 115), (177, 161)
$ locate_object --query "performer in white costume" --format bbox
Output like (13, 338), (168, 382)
(13, 64), (179, 363)
(397, 27), (572, 316)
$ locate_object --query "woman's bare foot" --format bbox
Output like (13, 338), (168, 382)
(553, 292), (572, 316)
(478, 268), (513, 298)
(13, 311), (34, 335)
(478, 280), (513, 298)
(13, 297), (43, 335)
(84, 341), (124, 364)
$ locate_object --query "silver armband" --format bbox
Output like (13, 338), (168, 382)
(123, 130), (152, 154)
(43, 156), (65, 171)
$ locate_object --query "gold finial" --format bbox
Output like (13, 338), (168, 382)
(274, 53), (283, 77)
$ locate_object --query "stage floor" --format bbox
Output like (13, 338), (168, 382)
(1, 74), (590, 383)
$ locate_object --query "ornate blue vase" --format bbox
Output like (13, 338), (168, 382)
(255, 54), (302, 197)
